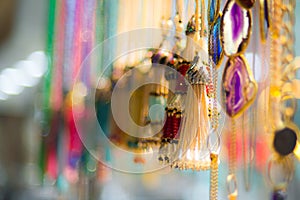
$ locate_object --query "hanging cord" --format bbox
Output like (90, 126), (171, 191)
(243, 5), (259, 190)
(208, 132), (221, 200)
(209, 151), (219, 200)
(229, 119), (237, 174)
(269, 0), (284, 128)
(227, 120), (237, 200)
(207, 123), (221, 200)
(227, 75), (237, 200)
(207, 1), (220, 199)
(205, 0), (221, 199)
(195, 0), (200, 33)
(200, 0), (205, 38)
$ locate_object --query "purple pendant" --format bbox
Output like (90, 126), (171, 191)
(231, 3), (244, 41)
(221, 0), (252, 56)
(236, 0), (256, 9)
(222, 56), (257, 117)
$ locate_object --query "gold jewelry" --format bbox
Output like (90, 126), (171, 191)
(207, 131), (221, 200)
(172, 0), (212, 171)
(268, 0), (298, 198)
(220, 1), (257, 198)
(207, 1), (222, 199)
(209, 153), (219, 200)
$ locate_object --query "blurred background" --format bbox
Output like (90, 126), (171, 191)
(0, 0), (300, 199)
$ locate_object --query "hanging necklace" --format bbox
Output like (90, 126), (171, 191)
(171, 0), (212, 171)
(172, 56), (211, 170)
(207, 0), (223, 199)
(159, 0), (192, 165)
(158, 0), (189, 164)
(159, 57), (188, 163)
(267, 0), (299, 198)
(220, 0), (257, 199)
(159, 58), (189, 164)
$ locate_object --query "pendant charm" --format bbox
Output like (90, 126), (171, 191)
(209, 13), (224, 68)
(172, 57), (211, 171)
(273, 123), (299, 156)
(222, 55), (257, 117)
(221, 0), (252, 56)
